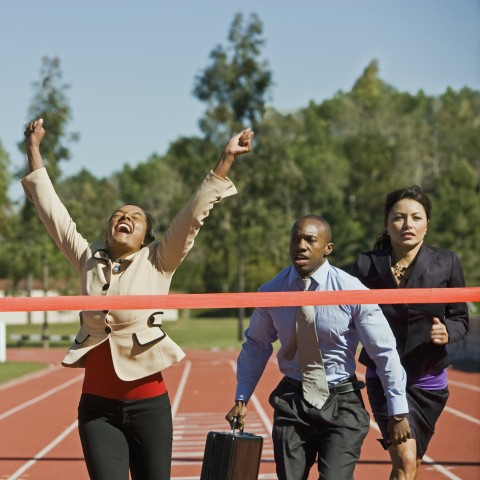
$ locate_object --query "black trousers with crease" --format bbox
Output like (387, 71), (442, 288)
(269, 377), (370, 480)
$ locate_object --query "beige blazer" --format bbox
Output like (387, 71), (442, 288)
(22, 168), (237, 380)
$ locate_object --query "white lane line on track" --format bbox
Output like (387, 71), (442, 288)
(170, 358), (275, 480)
(7, 420), (78, 480)
(0, 374), (83, 421)
(369, 420), (463, 480)
(6, 358), (190, 480)
(171, 360), (192, 420)
(0, 364), (61, 391)
(444, 405), (480, 425)
(230, 363), (469, 479)
(228, 359), (273, 432)
(363, 368), (472, 478)
(172, 476), (278, 480)
(448, 379), (480, 392)
(357, 370), (480, 425)
(173, 473), (279, 479)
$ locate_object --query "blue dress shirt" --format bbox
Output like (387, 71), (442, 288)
(235, 260), (408, 416)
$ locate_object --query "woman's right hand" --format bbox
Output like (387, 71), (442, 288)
(24, 118), (46, 171)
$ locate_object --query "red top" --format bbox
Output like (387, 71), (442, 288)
(82, 341), (167, 400)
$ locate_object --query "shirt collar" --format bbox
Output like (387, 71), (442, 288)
(288, 260), (330, 290)
(93, 246), (140, 263)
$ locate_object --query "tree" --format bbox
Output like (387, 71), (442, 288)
(0, 140), (10, 234)
(193, 12), (273, 338)
(193, 12), (272, 141)
(0, 141), (12, 279)
(20, 57), (78, 183)
(6, 57), (78, 293)
(116, 154), (186, 234)
(430, 158), (480, 285)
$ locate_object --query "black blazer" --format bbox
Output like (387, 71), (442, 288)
(351, 244), (469, 377)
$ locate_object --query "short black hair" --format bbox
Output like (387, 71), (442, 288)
(291, 215), (333, 243)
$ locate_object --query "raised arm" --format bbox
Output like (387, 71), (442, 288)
(24, 118), (46, 172)
(22, 118), (89, 271)
(212, 128), (254, 179)
(154, 128), (254, 275)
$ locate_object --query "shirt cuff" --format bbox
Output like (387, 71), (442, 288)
(387, 396), (409, 417)
(210, 170), (231, 182)
(235, 384), (254, 403)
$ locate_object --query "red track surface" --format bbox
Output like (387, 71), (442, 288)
(1, 348), (479, 479)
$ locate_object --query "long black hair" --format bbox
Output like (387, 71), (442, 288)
(374, 185), (432, 250)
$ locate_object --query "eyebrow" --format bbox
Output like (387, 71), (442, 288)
(112, 209), (146, 217)
(391, 210), (425, 216)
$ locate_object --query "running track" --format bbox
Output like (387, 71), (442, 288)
(0, 348), (479, 479)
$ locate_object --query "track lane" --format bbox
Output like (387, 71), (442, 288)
(0, 348), (478, 479)
(0, 357), (83, 479)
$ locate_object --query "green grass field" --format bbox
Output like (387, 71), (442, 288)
(1, 316), (259, 383)
(5, 317), (248, 349)
(0, 361), (47, 383)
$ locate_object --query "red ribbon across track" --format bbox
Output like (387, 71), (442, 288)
(0, 288), (479, 312)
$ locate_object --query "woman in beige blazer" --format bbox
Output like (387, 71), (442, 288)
(23, 118), (254, 480)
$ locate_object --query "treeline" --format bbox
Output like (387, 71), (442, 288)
(0, 14), (479, 298)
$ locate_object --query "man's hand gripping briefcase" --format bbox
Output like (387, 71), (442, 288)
(200, 418), (263, 480)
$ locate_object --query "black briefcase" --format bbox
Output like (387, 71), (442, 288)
(200, 424), (263, 480)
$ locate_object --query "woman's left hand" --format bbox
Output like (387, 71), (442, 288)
(212, 128), (254, 179)
(431, 317), (449, 345)
(225, 128), (254, 158)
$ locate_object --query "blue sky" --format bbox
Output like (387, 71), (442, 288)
(2, 0), (479, 200)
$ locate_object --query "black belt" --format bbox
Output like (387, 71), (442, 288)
(285, 376), (365, 395)
(330, 379), (365, 394)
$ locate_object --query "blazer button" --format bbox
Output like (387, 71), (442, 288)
(102, 283), (110, 291)
(105, 326), (112, 334)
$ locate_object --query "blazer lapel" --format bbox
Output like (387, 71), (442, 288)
(405, 244), (434, 287)
(371, 248), (398, 288)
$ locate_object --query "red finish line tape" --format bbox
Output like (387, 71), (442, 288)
(0, 288), (479, 312)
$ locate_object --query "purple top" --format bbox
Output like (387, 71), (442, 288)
(366, 366), (447, 390)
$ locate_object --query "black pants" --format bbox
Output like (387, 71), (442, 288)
(78, 393), (172, 480)
(269, 377), (370, 480)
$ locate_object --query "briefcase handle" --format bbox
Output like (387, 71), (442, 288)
(230, 416), (244, 434)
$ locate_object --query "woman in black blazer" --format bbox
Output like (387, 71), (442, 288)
(352, 185), (469, 480)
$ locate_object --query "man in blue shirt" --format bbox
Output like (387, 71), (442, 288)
(226, 215), (410, 480)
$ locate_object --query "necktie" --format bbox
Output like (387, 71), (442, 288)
(296, 277), (330, 409)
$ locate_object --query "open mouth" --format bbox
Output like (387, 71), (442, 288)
(115, 222), (132, 234)
(294, 255), (309, 265)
